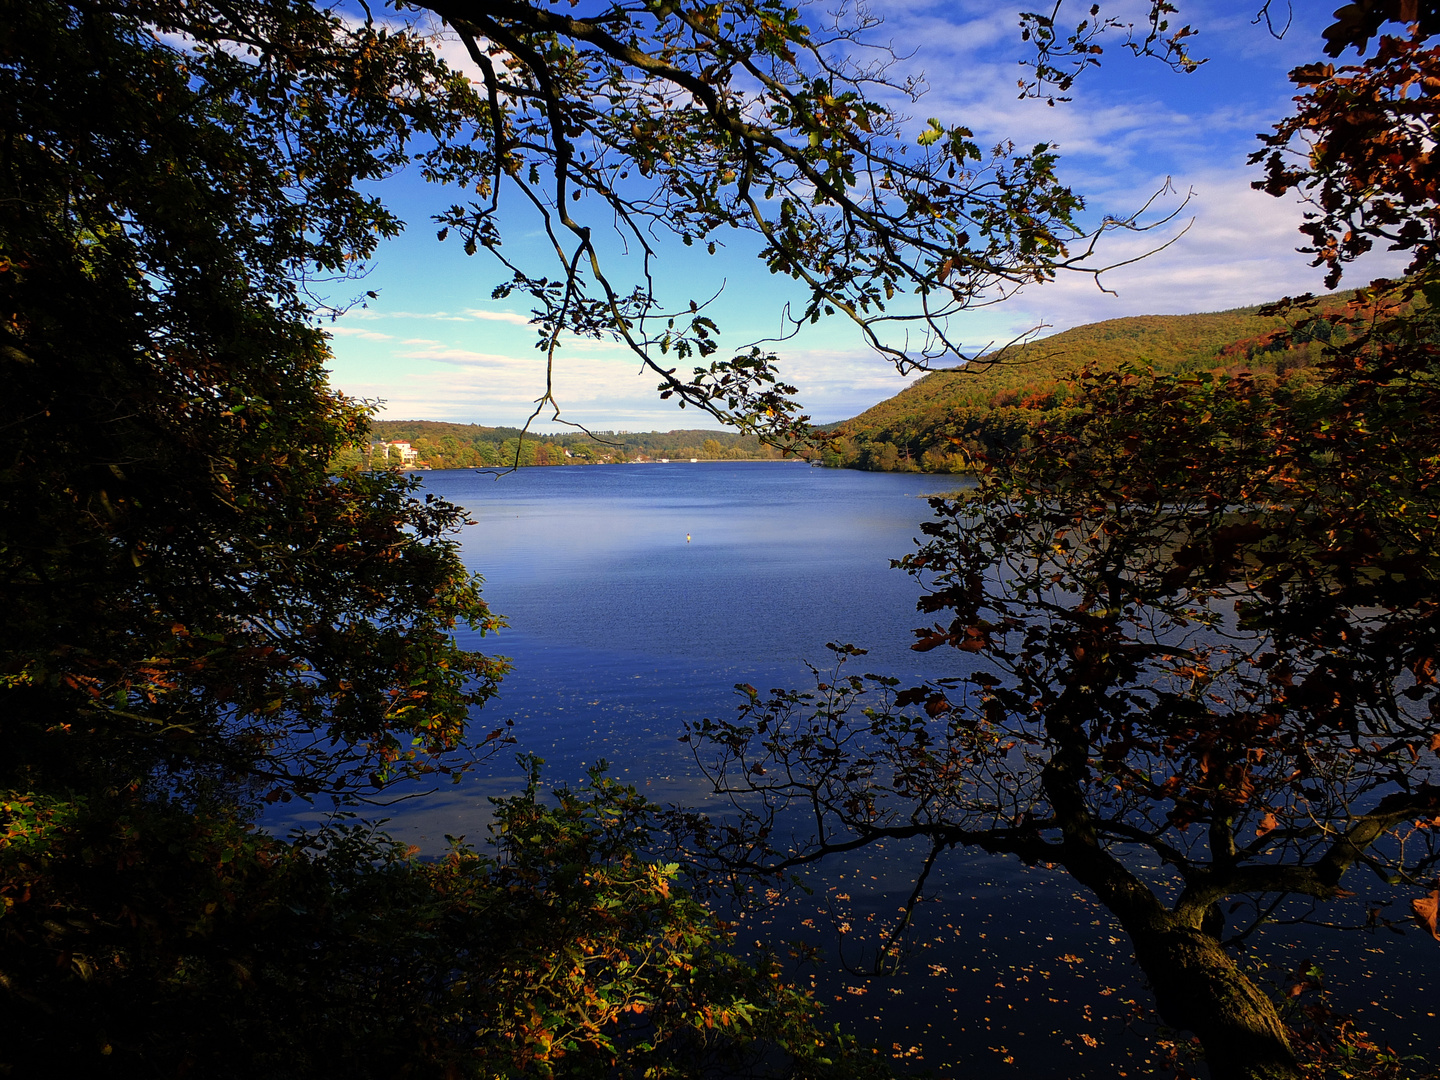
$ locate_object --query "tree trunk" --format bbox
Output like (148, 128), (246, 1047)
(1131, 923), (1300, 1080)
(1040, 703), (1301, 1080)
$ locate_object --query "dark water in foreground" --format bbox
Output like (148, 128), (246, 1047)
(339, 462), (1440, 1076)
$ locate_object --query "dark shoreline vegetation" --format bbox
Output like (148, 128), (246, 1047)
(4, 3), (1439, 1080)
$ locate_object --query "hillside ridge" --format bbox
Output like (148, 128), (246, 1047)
(821, 298), (1347, 472)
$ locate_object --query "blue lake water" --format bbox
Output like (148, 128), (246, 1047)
(340, 461), (1435, 1077)
(381, 459), (972, 830)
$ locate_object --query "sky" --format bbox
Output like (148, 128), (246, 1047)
(319, 1), (1405, 430)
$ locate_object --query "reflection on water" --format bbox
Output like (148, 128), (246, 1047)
(339, 462), (1436, 1076)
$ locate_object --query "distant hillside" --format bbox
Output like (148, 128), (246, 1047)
(343, 420), (783, 470)
(821, 300), (1349, 473)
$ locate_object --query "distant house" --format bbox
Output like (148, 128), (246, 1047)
(375, 439), (419, 466)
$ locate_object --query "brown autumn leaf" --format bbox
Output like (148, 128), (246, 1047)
(1412, 885), (1440, 942)
(911, 630), (949, 653)
(1256, 812), (1279, 838)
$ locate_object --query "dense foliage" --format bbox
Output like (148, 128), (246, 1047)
(0, 0), (493, 1070)
(5, 766), (877, 1077)
(0, 0), (503, 800)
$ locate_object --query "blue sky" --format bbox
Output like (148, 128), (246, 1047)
(321, 1), (1403, 430)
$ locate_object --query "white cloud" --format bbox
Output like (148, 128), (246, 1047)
(345, 308), (526, 323)
(462, 308), (534, 325)
(326, 326), (395, 341)
(996, 165), (1410, 332)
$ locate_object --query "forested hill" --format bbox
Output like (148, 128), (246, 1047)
(822, 299), (1348, 472)
(355, 420), (783, 469)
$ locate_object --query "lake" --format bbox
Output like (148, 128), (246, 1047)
(434, 458), (967, 795)
(372, 461), (1435, 1077)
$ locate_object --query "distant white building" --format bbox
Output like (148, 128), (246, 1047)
(376, 439), (419, 465)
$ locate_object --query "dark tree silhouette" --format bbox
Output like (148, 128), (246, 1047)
(689, 341), (1440, 1080)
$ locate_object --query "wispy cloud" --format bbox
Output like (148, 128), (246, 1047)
(345, 308), (529, 323)
(335, 350), (673, 427)
(326, 326), (395, 341)
(462, 308), (534, 325)
(398, 345), (534, 367)
(995, 165), (1409, 332)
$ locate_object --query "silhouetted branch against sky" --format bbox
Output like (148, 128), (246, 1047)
(317, 1), (1407, 429)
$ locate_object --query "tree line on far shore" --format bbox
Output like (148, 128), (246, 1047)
(340, 420), (786, 469)
(358, 300), (1354, 476)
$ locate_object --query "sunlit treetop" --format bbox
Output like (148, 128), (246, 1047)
(1253, 0), (1440, 291)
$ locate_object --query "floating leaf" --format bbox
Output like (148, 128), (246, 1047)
(1412, 884), (1440, 942)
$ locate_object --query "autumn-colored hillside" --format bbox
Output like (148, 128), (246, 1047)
(822, 299), (1350, 472)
